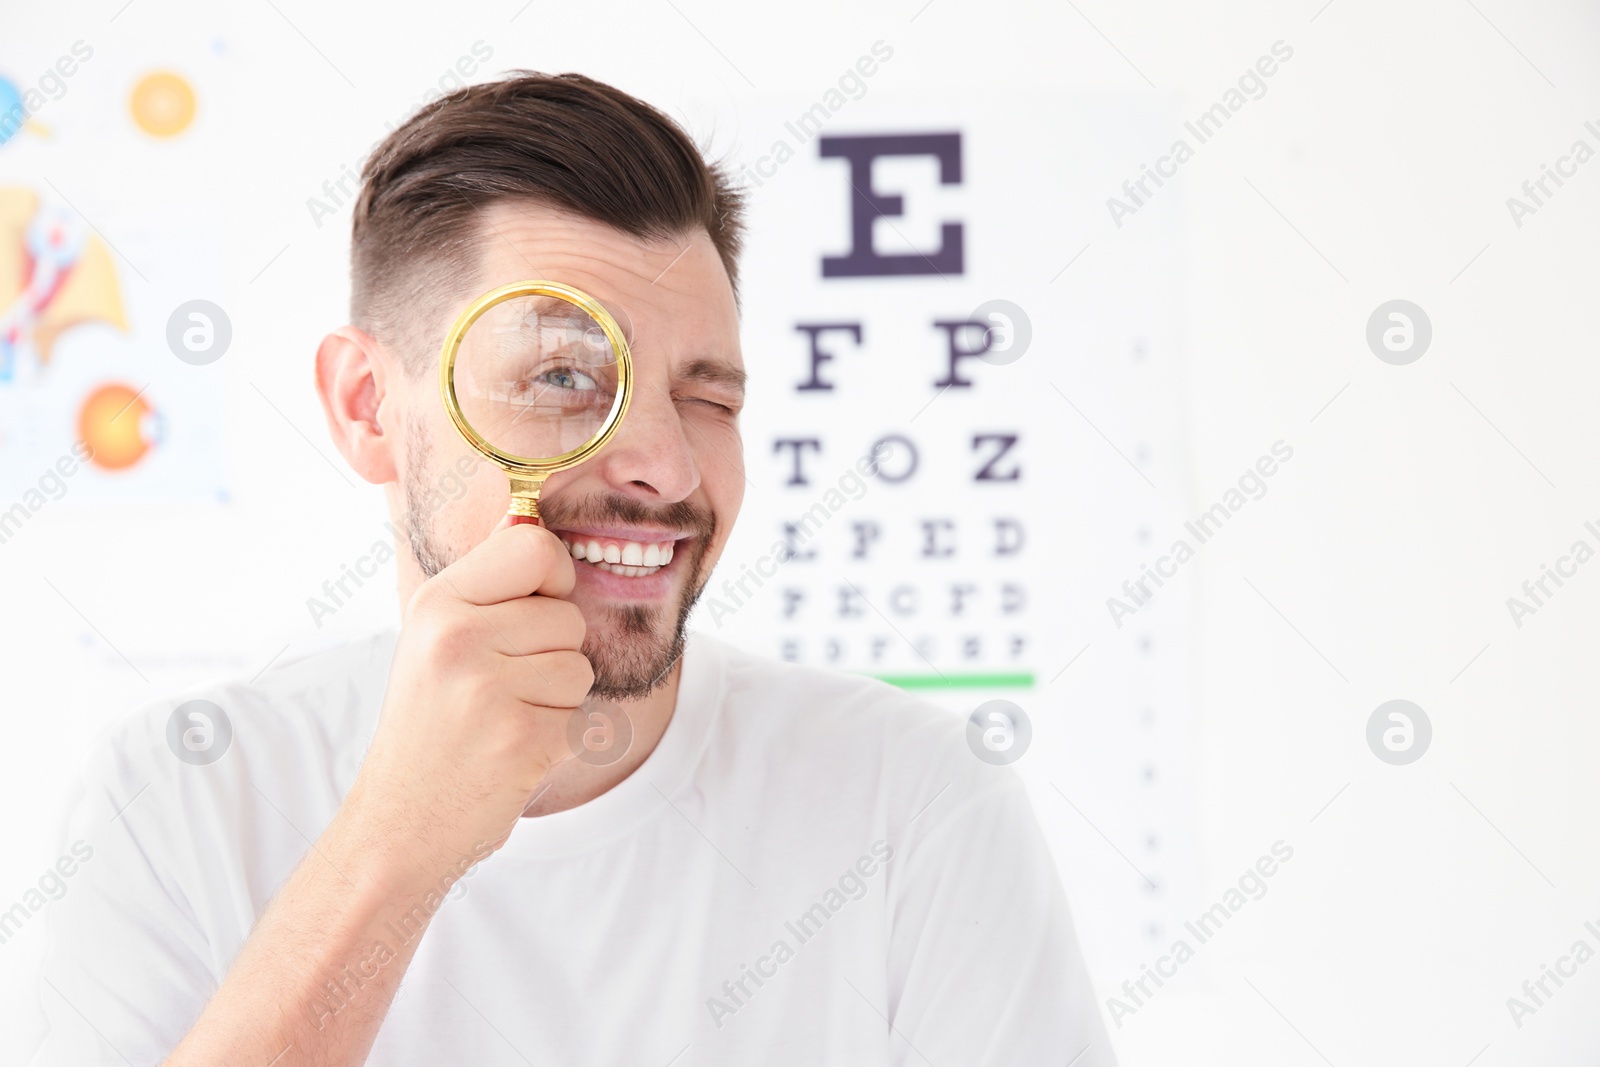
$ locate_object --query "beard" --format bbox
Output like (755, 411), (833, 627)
(402, 421), (717, 701)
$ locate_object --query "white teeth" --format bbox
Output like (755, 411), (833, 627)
(556, 535), (679, 575)
(588, 560), (661, 577)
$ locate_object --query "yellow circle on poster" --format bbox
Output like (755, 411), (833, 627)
(130, 71), (196, 138)
(79, 383), (156, 470)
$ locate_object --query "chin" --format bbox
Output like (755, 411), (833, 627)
(569, 533), (710, 700)
(581, 604), (689, 701)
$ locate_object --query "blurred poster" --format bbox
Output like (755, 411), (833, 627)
(0, 44), (227, 504)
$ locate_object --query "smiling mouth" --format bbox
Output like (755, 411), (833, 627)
(552, 531), (679, 578)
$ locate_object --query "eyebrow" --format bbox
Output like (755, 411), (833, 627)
(676, 358), (746, 396)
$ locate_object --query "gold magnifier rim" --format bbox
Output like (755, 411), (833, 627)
(439, 279), (634, 476)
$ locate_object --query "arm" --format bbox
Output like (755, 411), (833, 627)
(162, 520), (589, 1066)
(162, 781), (478, 1065)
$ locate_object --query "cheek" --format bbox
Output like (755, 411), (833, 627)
(418, 431), (511, 535)
(690, 414), (744, 475)
(692, 418), (744, 504)
(427, 467), (512, 556)
(460, 457), (523, 528)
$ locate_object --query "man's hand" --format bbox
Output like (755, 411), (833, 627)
(349, 517), (592, 875)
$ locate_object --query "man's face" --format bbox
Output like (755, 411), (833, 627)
(395, 201), (745, 700)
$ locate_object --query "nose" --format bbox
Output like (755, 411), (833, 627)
(592, 379), (700, 505)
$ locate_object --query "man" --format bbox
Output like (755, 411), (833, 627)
(25, 71), (1112, 1065)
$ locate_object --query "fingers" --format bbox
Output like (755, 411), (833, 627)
(456, 595), (586, 658)
(428, 520), (576, 606)
(500, 647), (594, 709)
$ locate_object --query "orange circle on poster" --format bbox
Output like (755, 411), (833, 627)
(78, 383), (155, 470)
(130, 71), (196, 137)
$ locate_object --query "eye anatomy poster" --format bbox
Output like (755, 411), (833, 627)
(695, 87), (1197, 980)
(0, 43), (227, 507)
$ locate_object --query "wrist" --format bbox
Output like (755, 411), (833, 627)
(324, 774), (494, 904)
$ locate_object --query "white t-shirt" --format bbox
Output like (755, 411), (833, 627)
(20, 628), (1113, 1066)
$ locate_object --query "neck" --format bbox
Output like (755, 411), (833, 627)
(521, 658), (684, 817)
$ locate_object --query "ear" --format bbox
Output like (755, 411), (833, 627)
(315, 325), (399, 485)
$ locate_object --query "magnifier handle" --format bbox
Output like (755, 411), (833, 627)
(506, 477), (544, 527)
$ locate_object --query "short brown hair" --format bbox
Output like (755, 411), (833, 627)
(350, 70), (747, 374)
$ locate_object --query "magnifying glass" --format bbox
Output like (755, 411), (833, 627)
(439, 280), (633, 525)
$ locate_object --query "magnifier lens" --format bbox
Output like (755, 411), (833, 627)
(452, 293), (622, 461)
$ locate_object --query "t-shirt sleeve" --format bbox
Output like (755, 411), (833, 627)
(18, 723), (218, 1066)
(884, 770), (1117, 1066)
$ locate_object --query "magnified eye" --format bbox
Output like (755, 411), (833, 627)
(504, 360), (612, 409)
(536, 365), (598, 392)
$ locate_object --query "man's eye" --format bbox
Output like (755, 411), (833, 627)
(539, 367), (598, 391)
(510, 364), (600, 398)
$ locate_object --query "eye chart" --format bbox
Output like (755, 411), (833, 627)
(689, 80), (1198, 982)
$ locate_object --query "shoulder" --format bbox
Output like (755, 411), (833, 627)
(36, 628), (399, 960)
(73, 627), (398, 836)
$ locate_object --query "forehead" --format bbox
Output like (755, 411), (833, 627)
(466, 200), (740, 363)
